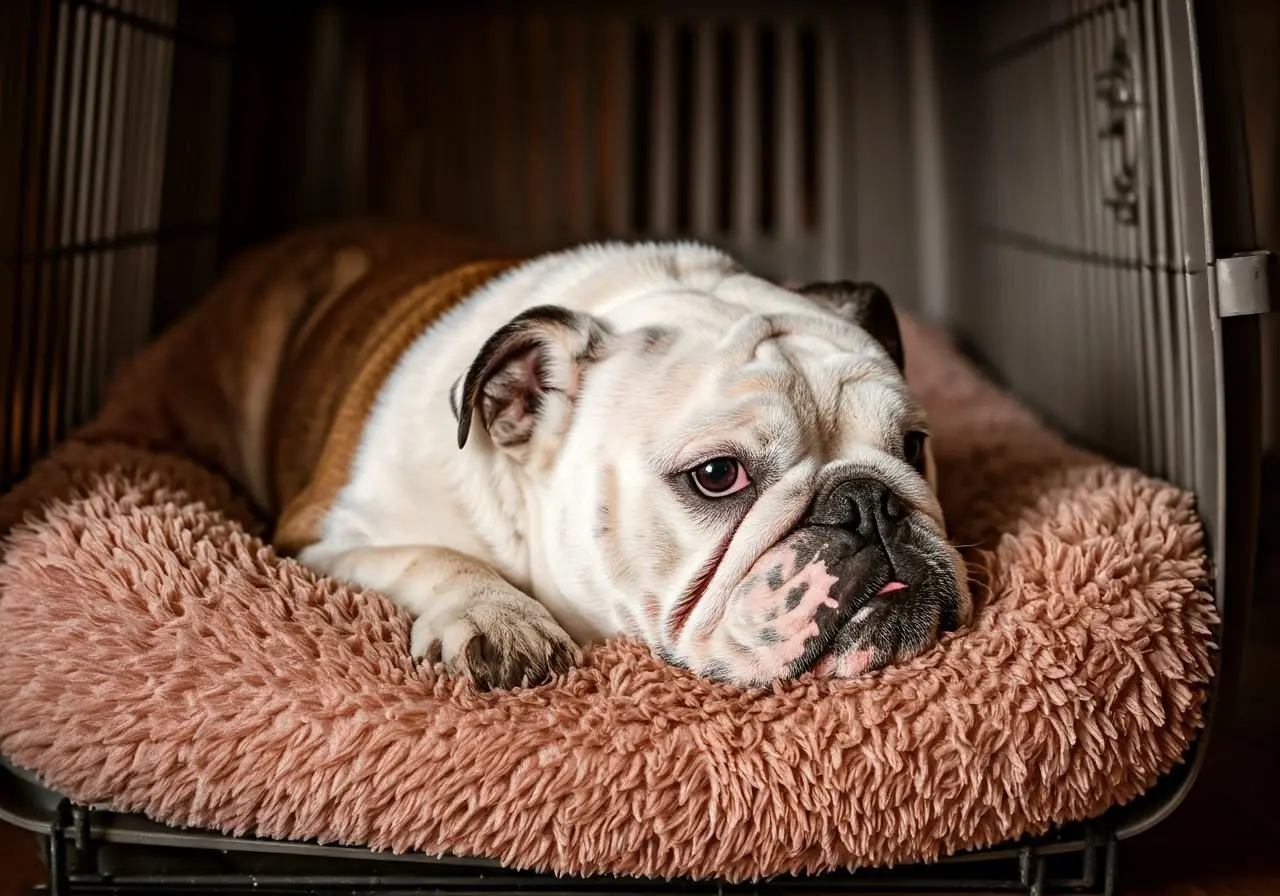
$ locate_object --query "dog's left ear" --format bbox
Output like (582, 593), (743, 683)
(794, 280), (904, 372)
(453, 305), (610, 458)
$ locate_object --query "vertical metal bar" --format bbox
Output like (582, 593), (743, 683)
(1043, 3), (1064, 422)
(1104, 832), (1119, 896)
(0, 0), (32, 482)
(1006, 47), (1024, 388)
(818, 20), (842, 279)
(443, 11), (461, 222)
(1054, 0), (1078, 430)
(1141, 0), (1175, 480)
(470, 10), (497, 234)
(546, 16), (567, 243)
(103, 0), (141, 424)
(1071, 0), (1098, 446)
(1112, 0), (1142, 465)
(85, 8), (120, 414)
(691, 20), (717, 237)
(46, 0), (112, 445)
(1157, 0), (1197, 490)
(733, 20), (759, 252)
(649, 19), (676, 237)
(1003, 47), (1025, 397)
(1093, 2), (1116, 450)
(560, 13), (590, 242)
(908, 0), (948, 322)
(81, 3), (128, 432)
(776, 19), (801, 245)
(525, 13), (557, 243)
(13, 0), (62, 477)
(1091, 1), (1130, 464)
(47, 800), (71, 896)
(1018, 845), (1034, 886)
(1033, 20), (1053, 412)
(573, 13), (598, 244)
(63, 2), (92, 424)
(96, 5), (134, 407)
(1116, 5), (1142, 459)
(991, 36), (1017, 388)
(1091, 3), (1117, 452)
(1025, 40), (1041, 400)
(597, 16), (633, 238)
(1029, 851), (1049, 896)
(1108, 0), (1147, 469)
(1080, 824), (1099, 887)
(452, 12), (478, 233)
(125, 2), (174, 393)
(489, 13), (519, 241)
(452, 13), (474, 230)
(106, 0), (146, 417)
(42, 1), (73, 441)
(417, 10), (444, 224)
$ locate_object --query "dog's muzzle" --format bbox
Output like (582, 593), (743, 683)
(711, 475), (966, 684)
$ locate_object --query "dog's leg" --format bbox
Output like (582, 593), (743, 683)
(300, 543), (582, 690)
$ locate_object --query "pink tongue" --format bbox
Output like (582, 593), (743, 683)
(876, 581), (908, 597)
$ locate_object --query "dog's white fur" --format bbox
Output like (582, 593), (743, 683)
(296, 241), (968, 688)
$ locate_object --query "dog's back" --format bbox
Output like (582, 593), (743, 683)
(85, 221), (509, 537)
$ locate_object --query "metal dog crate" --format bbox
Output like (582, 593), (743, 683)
(0, 0), (1270, 892)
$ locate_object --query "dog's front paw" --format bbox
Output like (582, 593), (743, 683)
(409, 588), (582, 691)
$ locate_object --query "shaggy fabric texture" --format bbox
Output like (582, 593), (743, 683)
(0, 315), (1216, 882)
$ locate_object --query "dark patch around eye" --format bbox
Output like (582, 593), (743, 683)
(674, 475), (756, 529)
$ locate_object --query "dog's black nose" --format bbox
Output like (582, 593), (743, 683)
(807, 478), (907, 543)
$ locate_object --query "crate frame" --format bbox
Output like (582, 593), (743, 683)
(0, 0), (1269, 892)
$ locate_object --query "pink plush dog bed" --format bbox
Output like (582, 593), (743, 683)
(0, 314), (1216, 882)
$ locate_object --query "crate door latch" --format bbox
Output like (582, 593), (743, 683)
(1215, 251), (1279, 318)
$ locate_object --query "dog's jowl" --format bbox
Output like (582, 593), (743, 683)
(170, 221), (971, 690)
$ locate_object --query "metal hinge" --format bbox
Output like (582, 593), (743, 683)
(1215, 250), (1279, 317)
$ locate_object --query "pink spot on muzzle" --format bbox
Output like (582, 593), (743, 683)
(876, 581), (907, 597)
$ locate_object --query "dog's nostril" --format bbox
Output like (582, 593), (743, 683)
(844, 495), (862, 531)
(883, 493), (904, 521)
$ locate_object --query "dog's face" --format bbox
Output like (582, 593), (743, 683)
(453, 267), (970, 687)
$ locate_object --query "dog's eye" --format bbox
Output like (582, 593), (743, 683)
(690, 457), (751, 498)
(903, 431), (928, 472)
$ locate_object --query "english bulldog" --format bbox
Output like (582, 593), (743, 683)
(166, 221), (970, 691)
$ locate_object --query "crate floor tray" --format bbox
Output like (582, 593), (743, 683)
(0, 313), (1216, 882)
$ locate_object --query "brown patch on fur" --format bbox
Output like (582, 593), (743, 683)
(272, 258), (519, 555)
(63, 220), (514, 522)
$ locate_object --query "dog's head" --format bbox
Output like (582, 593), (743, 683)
(452, 248), (971, 686)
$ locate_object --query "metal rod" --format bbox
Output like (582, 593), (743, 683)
(649, 19), (676, 236)
(1, 221), (220, 265)
(691, 20), (716, 236)
(68, 0), (233, 55)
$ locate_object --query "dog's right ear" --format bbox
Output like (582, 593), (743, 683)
(452, 305), (610, 460)
(794, 280), (904, 372)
